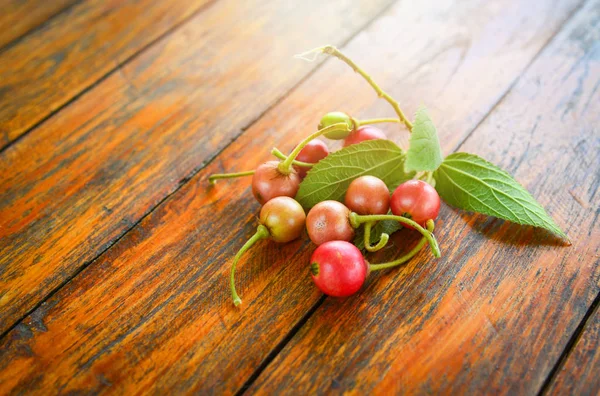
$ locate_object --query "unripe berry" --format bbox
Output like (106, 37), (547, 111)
(260, 197), (306, 243)
(318, 112), (353, 140)
(251, 161), (300, 205)
(306, 200), (354, 245)
(345, 176), (390, 215)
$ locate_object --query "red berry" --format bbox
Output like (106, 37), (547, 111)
(390, 180), (440, 227)
(251, 161), (300, 205)
(345, 176), (390, 215)
(260, 197), (306, 243)
(306, 201), (354, 246)
(310, 241), (367, 297)
(293, 139), (329, 179)
(343, 126), (386, 147)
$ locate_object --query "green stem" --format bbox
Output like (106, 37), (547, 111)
(425, 171), (434, 185)
(317, 46), (413, 132)
(278, 122), (350, 174)
(369, 220), (435, 271)
(364, 221), (389, 252)
(209, 170), (255, 185)
(350, 213), (440, 257)
(271, 148), (315, 167)
(358, 118), (400, 126)
(230, 225), (270, 306)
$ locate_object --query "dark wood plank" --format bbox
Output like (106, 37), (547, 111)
(0, 0), (214, 148)
(547, 301), (600, 395)
(0, 0), (395, 337)
(0, 0), (585, 393)
(249, 0), (600, 393)
(0, 0), (77, 49)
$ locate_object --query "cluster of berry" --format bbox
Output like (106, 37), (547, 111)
(210, 44), (568, 306)
(209, 112), (440, 306)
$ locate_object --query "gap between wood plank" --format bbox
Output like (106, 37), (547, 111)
(234, 0), (594, 392)
(0, 0), (399, 342)
(1, 0), (592, 391)
(235, 296), (327, 396)
(538, 291), (600, 395)
(450, 0), (589, 154)
(443, 1), (599, 391)
(0, 0), (220, 154)
(0, 0), (83, 55)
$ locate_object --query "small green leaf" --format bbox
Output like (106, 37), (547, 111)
(405, 107), (443, 172)
(296, 140), (414, 209)
(354, 220), (402, 251)
(433, 153), (567, 239)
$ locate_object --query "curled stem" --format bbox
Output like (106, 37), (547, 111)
(312, 45), (413, 132)
(350, 213), (440, 257)
(364, 221), (389, 252)
(278, 122), (350, 174)
(209, 170), (255, 185)
(358, 118), (401, 126)
(230, 225), (270, 306)
(271, 148), (315, 167)
(369, 220), (435, 271)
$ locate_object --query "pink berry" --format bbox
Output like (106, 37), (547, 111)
(343, 126), (386, 147)
(310, 241), (367, 297)
(390, 180), (440, 227)
(293, 139), (329, 179)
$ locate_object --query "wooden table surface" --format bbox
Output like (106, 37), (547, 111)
(0, 0), (598, 394)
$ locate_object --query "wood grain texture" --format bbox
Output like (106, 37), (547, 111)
(547, 302), (600, 395)
(0, 0), (588, 393)
(0, 0), (78, 49)
(0, 0), (214, 148)
(249, 0), (600, 394)
(0, 0), (395, 338)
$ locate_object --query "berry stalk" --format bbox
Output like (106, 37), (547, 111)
(369, 220), (435, 271)
(230, 225), (270, 306)
(209, 170), (255, 184)
(350, 212), (440, 257)
(270, 148), (315, 167)
(363, 221), (389, 252)
(357, 118), (401, 126)
(278, 122), (350, 175)
(296, 45), (414, 132)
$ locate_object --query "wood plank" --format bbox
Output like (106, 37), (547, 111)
(0, 0), (78, 50)
(0, 0), (214, 148)
(249, 0), (600, 393)
(0, 0), (395, 337)
(0, 0), (585, 393)
(547, 301), (600, 395)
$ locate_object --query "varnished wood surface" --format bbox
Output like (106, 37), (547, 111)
(0, 0), (598, 394)
(0, 0), (214, 148)
(0, 0), (394, 336)
(548, 301), (600, 395)
(250, 1), (600, 393)
(0, 0), (77, 50)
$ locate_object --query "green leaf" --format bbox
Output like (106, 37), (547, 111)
(296, 140), (414, 209)
(405, 107), (443, 172)
(433, 153), (567, 239)
(354, 219), (402, 251)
